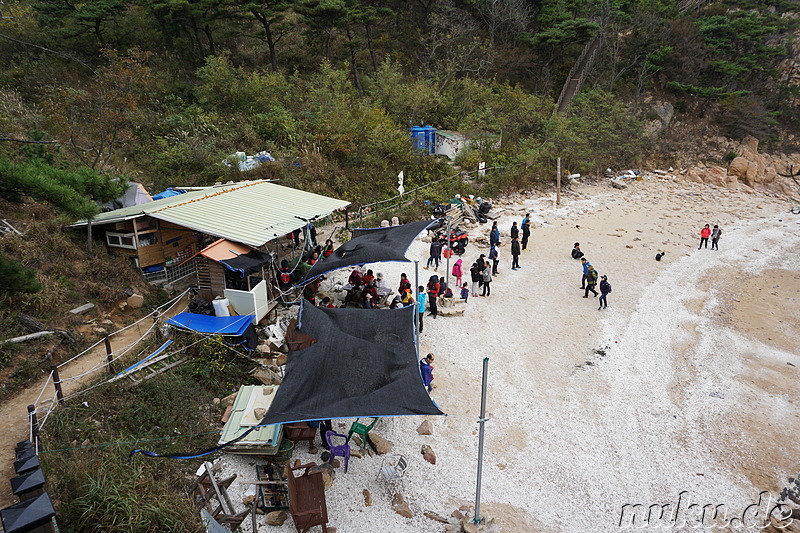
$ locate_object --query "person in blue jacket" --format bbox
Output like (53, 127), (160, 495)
(489, 222), (500, 247)
(420, 353), (435, 392)
(580, 257), (591, 289)
(416, 286), (427, 333)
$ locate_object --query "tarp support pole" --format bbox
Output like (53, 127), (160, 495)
(474, 356), (489, 525)
(414, 260), (419, 356)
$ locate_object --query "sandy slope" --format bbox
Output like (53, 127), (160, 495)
(218, 177), (799, 533)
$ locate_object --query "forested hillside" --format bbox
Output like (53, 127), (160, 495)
(1, 0), (797, 200)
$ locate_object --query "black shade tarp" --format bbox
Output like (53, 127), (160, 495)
(301, 219), (439, 282)
(219, 249), (272, 278)
(260, 301), (443, 424)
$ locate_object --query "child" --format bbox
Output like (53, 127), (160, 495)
(419, 353), (435, 392)
(460, 282), (470, 303)
(452, 259), (463, 288)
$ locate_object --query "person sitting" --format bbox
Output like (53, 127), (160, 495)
(277, 259), (292, 289)
(343, 283), (361, 307)
(308, 251), (319, 265)
(571, 242), (584, 260)
(318, 296), (335, 308)
(362, 269), (375, 286)
(362, 281), (379, 309)
(389, 295), (402, 309)
(348, 268), (362, 287)
(322, 239), (334, 258)
(303, 279), (321, 305)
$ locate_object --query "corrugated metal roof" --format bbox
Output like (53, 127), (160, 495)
(71, 180), (350, 247)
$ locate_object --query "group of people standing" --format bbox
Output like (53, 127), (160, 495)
(572, 243), (612, 310)
(698, 224), (723, 250)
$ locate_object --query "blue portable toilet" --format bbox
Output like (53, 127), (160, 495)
(423, 125), (437, 154)
(409, 126), (426, 152)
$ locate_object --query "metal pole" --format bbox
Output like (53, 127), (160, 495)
(104, 334), (114, 374)
(414, 260), (420, 356)
(556, 157), (562, 206)
(28, 405), (39, 453)
(474, 357), (489, 524)
(445, 216), (452, 291)
(50, 365), (64, 406)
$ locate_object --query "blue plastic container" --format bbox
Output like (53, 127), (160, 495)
(409, 125), (437, 154)
(423, 125), (437, 154)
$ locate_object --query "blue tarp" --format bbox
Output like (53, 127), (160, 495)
(166, 313), (254, 336)
(151, 188), (186, 201)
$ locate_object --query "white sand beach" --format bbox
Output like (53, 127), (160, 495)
(221, 176), (800, 532)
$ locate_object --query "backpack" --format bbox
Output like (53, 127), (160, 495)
(280, 271), (291, 284)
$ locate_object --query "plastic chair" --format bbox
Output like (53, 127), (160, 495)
(324, 431), (351, 473)
(347, 417), (380, 452)
(377, 454), (408, 482)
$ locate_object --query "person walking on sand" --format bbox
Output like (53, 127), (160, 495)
(489, 243), (500, 275)
(481, 262), (493, 296)
(452, 258), (463, 288)
(426, 235), (443, 270)
(571, 243), (584, 260)
(521, 214), (531, 250)
(583, 265), (598, 298)
(427, 275), (440, 319)
(490, 222), (500, 247)
(699, 224), (711, 249)
(470, 261), (482, 297)
(580, 257), (591, 289)
(598, 275), (611, 310)
(510, 221), (519, 241)
(711, 225), (722, 250)
(511, 235), (521, 270)
(420, 353), (435, 392)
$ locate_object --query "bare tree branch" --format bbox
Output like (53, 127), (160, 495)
(0, 137), (61, 144)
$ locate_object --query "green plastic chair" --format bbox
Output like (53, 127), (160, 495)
(348, 417), (380, 452)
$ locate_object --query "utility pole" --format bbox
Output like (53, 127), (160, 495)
(556, 157), (561, 206)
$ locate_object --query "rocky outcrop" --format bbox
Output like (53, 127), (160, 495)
(682, 136), (800, 195)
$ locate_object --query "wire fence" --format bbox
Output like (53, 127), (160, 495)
(356, 163), (527, 227)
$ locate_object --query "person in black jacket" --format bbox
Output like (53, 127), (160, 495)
(583, 265), (599, 298)
(510, 221), (519, 240)
(425, 235), (443, 270)
(571, 243), (584, 259)
(598, 275), (611, 310)
(470, 261), (482, 297)
(511, 236), (521, 270)
(521, 214), (531, 250)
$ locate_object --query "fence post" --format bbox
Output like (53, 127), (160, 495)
(50, 365), (64, 406)
(28, 404), (39, 452)
(104, 334), (114, 374)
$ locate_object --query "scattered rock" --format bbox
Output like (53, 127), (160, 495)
(250, 367), (281, 385)
(421, 444), (437, 464)
(369, 433), (393, 455)
(221, 391), (238, 408)
(417, 420), (434, 435)
(242, 494), (255, 506)
(253, 407), (267, 420)
(331, 458), (341, 469)
(363, 489), (372, 506)
(463, 522), (479, 533)
(212, 397), (220, 406)
(452, 510), (465, 520)
(424, 511), (449, 523)
(308, 464), (336, 488)
(350, 449), (364, 459)
(265, 510), (288, 526)
(625, 245), (634, 249)
(276, 354), (287, 366)
(392, 493), (413, 518)
(126, 293), (144, 309)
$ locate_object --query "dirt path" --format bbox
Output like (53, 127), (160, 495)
(0, 295), (188, 507)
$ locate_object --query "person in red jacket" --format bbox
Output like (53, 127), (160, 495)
(699, 224), (711, 249)
(427, 275), (440, 319)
